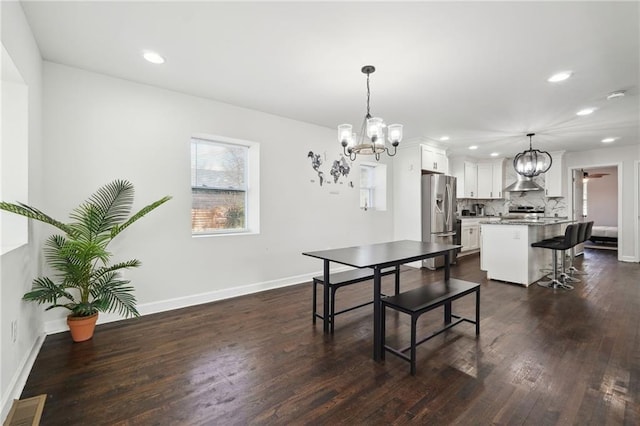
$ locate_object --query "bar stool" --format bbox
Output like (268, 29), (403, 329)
(568, 221), (593, 276)
(531, 224), (579, 290)
(561, 222), (588, 283)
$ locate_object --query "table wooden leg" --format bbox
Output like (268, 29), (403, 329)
(373, 266), (382, 361)
(323, 260), (330, 334)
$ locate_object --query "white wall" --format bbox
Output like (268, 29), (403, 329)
(565, 145), (640, 262)
(41, 62), (394, 329)
(585, 167), (618, 227)
(0, 1), (45, 421)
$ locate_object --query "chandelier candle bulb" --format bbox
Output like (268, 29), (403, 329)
(338, 124), (353, 146)
(387, 124), (403, 145)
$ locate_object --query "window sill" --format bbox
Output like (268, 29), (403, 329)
(192, 230), (259, 238)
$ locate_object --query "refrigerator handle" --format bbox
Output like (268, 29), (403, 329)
(444, 183), (451, 228)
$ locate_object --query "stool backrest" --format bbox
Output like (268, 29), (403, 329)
(563, 224), (579, 246)
(584, 221), (594, 241)
(577, 222), (588, 243)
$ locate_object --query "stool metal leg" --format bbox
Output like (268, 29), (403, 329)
(558, 250), (574, 290)
(537, 250), (565, 289)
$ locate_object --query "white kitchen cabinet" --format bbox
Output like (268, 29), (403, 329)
(544, 151), (565, 197)
(451, 158), (505, 199)
(460, 220), (480, 252)
(421, 145), (448, 174)
(463, 161), (477, 198)
(476, 163), (493, 198)
(477, 160), (505, 199)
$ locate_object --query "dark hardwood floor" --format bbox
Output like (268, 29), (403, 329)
(21, 249), (639, 425)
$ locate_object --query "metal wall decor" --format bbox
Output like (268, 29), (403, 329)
(338, 65), (403, 161)
(513, 133), (552, 177)
(308, 151), (352, 187)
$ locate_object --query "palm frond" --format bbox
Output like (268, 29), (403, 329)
(111, 196), (172, 238)
(90, 272), (139, 318)
(0, 202), (76, 236)
(69, 180), (135, 237)
(92, 259), (142, 280)
(23, 277), (75, 305)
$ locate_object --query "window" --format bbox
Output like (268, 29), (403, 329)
(191, 136), (259, 235)
(359, 163), (387, 211)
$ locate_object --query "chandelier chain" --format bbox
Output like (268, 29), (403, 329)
(366, 72), (371, 119)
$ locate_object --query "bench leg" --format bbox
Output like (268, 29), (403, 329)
(395, 265), (400, 295)
(381, 304), (386, 361)
(444, 301), (452, 325)
(476, 288), (480, 336)
(312, 278), (317, 324)
(411, 315), (418, 376)
(330, 286), (337, 334)
(323, 260), (330, 333)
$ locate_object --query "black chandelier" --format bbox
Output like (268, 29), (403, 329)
(338, 65), (403, 161)
(513, 133), (552, 177)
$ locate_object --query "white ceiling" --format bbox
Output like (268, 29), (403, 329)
(20, 1), (639, 158)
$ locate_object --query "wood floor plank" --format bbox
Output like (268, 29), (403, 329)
(19, 249), (640, 425)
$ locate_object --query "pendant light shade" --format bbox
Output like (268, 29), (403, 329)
(513, 133), (552, 177)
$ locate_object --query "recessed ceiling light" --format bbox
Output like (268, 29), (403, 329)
(601, 137), (617, 143)
(490, 152), (499, 157)
(547, 71), (572, 83)
(607, 90), (626, 100)
(468, 145), (478, 150)
(439, 136), (450, 141)
(143, 51), (165, 64)
(576, 108), (596, 116)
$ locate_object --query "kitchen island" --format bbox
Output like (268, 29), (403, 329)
(480, 218), (573, 286)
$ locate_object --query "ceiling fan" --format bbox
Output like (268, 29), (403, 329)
(583, 171), (610, 179)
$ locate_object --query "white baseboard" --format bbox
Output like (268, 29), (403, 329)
(0, 333), (45, 424)
(44, 269), (349, 335)
(620, 255), (637, 262)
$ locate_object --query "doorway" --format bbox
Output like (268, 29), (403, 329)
(569, 164), (621, 259)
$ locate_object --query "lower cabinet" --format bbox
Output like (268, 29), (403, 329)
(461, 221), (480, 252)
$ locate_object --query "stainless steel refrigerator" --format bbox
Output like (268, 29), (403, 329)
(421, 174), (457, 269)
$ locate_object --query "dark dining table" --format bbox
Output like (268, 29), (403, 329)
(302, 240), (461, 361)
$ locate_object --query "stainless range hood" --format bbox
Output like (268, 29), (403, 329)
(504, 175), (543, 192)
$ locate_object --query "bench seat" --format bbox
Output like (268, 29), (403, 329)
(313, 266), (399, 333)
(381, 278), (480, 375)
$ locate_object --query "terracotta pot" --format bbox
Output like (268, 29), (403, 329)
(67, 313), (99, 342)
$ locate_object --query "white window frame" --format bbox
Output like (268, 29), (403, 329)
(191, 134), (260, 237)
(359, 162), (387, 211)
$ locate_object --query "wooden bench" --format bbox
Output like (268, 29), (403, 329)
(381, 278), (480, 375)
(313, 266), (399, 333)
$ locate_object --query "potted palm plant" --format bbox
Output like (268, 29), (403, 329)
(0, 179), (171, 342)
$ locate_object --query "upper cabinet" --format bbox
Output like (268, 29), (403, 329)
(421, 145), (448, 174)
(452, 158), (504, 199)
(478, 159), (504, 199)
(544, 151), (565, 197)
(463, 161), (477, 198)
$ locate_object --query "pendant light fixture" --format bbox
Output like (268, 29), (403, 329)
(513, 133), (552, 177)
(338, 65), (403, 161)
